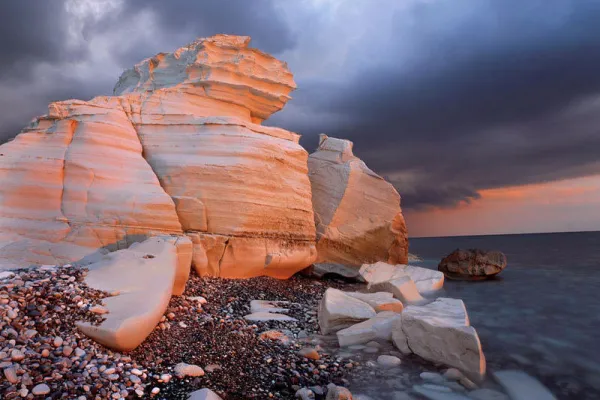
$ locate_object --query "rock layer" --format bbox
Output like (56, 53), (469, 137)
(0, 35), (317, 278)
(308, 135), (408, 268)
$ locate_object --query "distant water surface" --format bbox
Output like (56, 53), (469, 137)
(409, 231), (600, 399)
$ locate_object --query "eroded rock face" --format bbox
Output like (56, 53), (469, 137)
(0, 35), (316, 278)
(308, 135), (408, 268)
(438, 249), (507, 280)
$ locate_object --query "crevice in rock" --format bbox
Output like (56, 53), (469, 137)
(58, 119), (79, 235)
(217, 237), (231, 277)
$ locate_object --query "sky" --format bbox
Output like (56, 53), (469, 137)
(1, 0), (600, 237)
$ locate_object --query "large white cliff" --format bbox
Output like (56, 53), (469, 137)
(0, 34), (407, 279)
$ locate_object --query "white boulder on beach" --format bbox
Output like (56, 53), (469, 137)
(336, 311), (401, 346)
(359, 261), (444, 294)
(318, 288), (376, 334)
(392, 298), (486, 381)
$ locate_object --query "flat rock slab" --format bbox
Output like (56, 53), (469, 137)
(244, 312), (298, 322)
(360, 261), (444, 294)
(337, 311), (401, 347)
(493, 370), (556, 400)
(318, 288), (376, 335)
(345, 291), (404, 313)
(392, 298), (486, 381)
(76, 236), (179, 351)
(250, 300), (290, 314)
(368, 276), (425, 304)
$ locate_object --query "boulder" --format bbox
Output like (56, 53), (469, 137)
(359, 262), (444, 294)
(438, 249), (507, 280)
(345, 291), (404, 313)
(318, 288), (376, 335)
(0, 35), (317, 279)
(493, 370), (556, 400)
(308, 134), (408, 268)
(368, 276), (425, 305)
(76, 236), (179, 351)
(392, 298), (486, 381)
(188, 388), (223, 400)
(336, 311), (401, 346)
(326, 384), (353, 400)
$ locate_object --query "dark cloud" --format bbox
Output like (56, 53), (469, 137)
(2, 0), (600, 212)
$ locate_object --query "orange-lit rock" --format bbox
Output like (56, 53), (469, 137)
(0, 35), (316, 279)
(308, 134), (408, 268)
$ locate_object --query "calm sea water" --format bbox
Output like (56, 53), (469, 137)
(409, 231), (600, 399)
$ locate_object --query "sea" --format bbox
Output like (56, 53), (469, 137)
(409, 231), (600, 399)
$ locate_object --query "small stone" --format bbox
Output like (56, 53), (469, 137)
(131, 368), (143, 376)
(19, 388), (28, 397)
(298, 347), (320, 361)
(11, 349), (25, 362)
(108, 373), (119, 381)
(167, 312), (176, 320)
(53, 337), (64, 347)
(174, 362), (204, 378)
(24, 329), (37, 339)
(103, 367), (116, 375)
(63, 346), (74, 356)
(74, 348), (86, 358)
(296, 387), (316, 399)
(32, 384), (51, 396)
(135, 389), (145, 397)
(326, 385), (353, 400)
(160, 373), (172, 382)
(205, 364), (221, 373)
(151, 387), (160, 395)
(41, 349), (50, 358)
(130, 374), (141, 384)
(179, 321), (188, 328)
(3, 366), (18, 384)
(444, 368), (464, 381)
(89, 305), (109, 314)
(420, 372), (446, 384)
(377, 355), (402, 368)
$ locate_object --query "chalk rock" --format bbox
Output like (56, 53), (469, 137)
(76, 236), (179, 351)
(368, 276), (425, 305)
(392, 298), (486, 381)
(120, 35), (316, 279)
(174, 362), (205, 378)
(345, 291), (404, 313)
(308, 134), (408, 268)
(318, 288), (376, 335)
(336, 311), (401, 347)
(438, 249), (507, 280)
(360, 262), (444, 294)
(188, 388), (223, 400)
(377, 355), (402, 368)
(0, 34), (317, 279)
(250, 300), (290, 313)
(305, 263), (362, 280)
(493, 370), (555, 400)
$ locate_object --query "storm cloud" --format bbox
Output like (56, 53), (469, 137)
(1, 0), (600, 211)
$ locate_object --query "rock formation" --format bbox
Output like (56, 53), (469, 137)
(438, 249), (507, 280)
(308, 135), (408, 268)
(0, 35), (316, 279)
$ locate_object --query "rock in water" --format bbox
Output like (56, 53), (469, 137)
(0, 35), (316, 279)
(493, 370), (556, 400)
(308, 134), (408, 268)
(318, 288), (376, 334)
(438, 249), (507, 280)
(336, 311), (401, 347)
(359, 261), (444, 294)
(392, 298), (486, 381)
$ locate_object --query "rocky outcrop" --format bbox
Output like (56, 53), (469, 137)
(438, 249), (507, 280)
(392, 298), (486, 381)
(336, 311), (401, 347)
(308, 135), (408, 268)
(76, 236), (183, 351)
(0, 35), (316, 278)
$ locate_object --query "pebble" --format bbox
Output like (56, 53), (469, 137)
(63, 345), (74, 356)
(298, 347), (321, 360)
(130, 374), (142, 384)
(131, 368), (143, 376)
(160, 373), (172, 382)
(89, 305), (109, 314)
(11, 349), (25, 362)
(296, 387), (316, 399)
(74, 347), (86, 357)
(53, 336), (64, 347)
(377, 355), (402, 368)
(3, 366), (18, 383)
(19, 388), (28, 397)
(205, 364), (221, 373)
(151, 387), (160, 395)
(32, 384), (51, 396)
(41, 349), (50, 357)
(420, 372), (446, 384)
(459, 376), (478, 389)
(174, 362), (205, 378)
(326, 384), (353, 399)
(444, 368), (464, 381)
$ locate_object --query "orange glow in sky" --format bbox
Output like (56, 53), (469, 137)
(405, 175), (600, 237)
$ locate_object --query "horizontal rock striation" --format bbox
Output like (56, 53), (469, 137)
(0, 35), (316, 278)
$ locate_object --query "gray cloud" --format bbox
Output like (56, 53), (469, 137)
(1, 0), (600, 212)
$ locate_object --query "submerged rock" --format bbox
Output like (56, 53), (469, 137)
(493, 370), (556, 400)
(438, 249), (507, 280)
